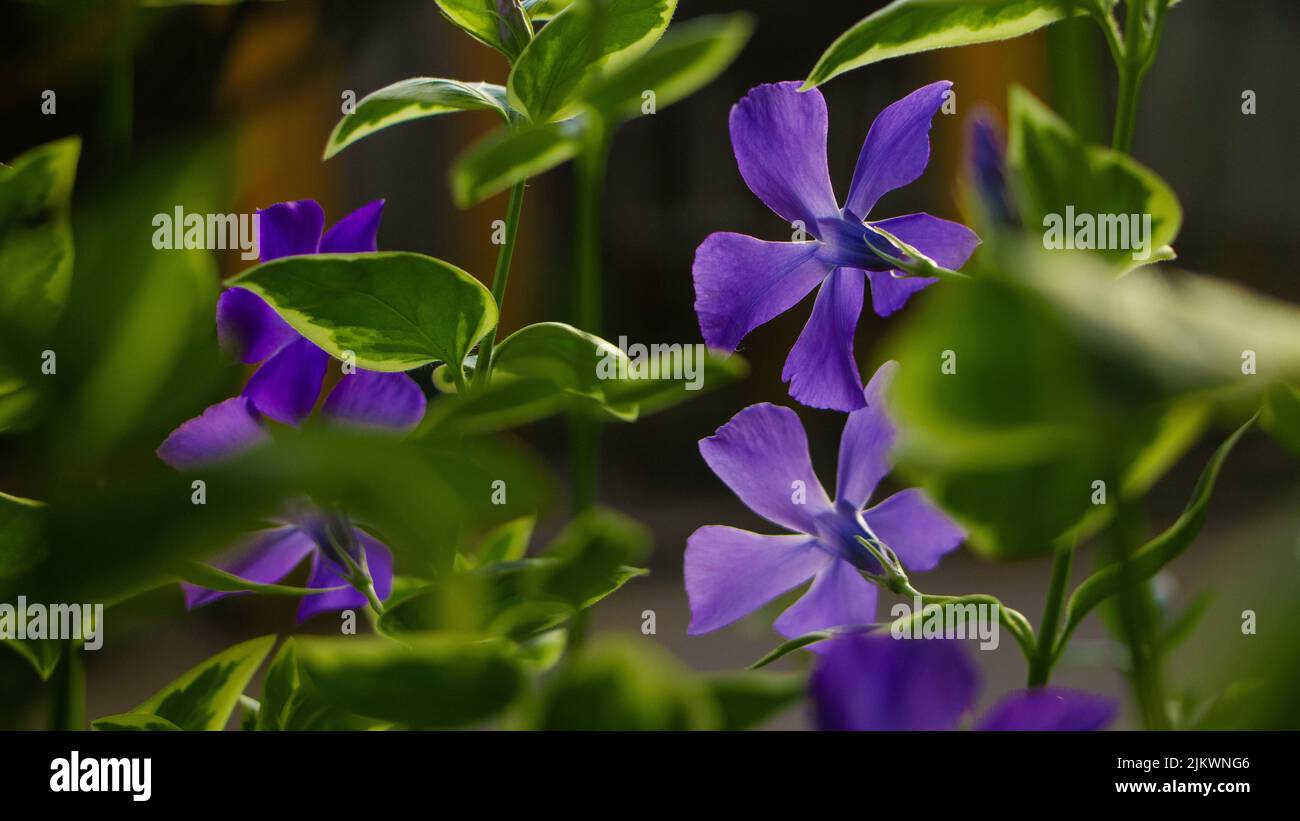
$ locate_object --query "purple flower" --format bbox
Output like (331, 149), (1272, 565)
(685, 362), (964, 639)
(966, 108), (1018, 228)
(156, 199), (422, 620)
(811, 632), (1117, 731)
(215, 199), (426, 429)
(693, 81), (980, 412)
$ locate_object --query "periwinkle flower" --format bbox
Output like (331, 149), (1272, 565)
(156, 199), (423, 620)
(685, 362), (965, 639)
(693, 81), (980, 412)
(966, 108), (1018, 228)
(811, 632), (1117, 731)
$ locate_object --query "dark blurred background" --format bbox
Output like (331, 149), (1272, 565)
(2, 0), (1298, 729)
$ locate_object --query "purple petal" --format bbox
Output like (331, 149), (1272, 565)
(242, 337), (330, 425)
(773, 557), (878, 639)
(693, 233), (831, 352)
(322, 370), (426, 431)
(967, 109), (1017, 227)
(843, 81), (952, 219)
(257, 200), (324, 262)
(319, 200), (385, 254)
(871, 212), (980, 270)
(835, 361), (897, 508)
(863, 488), (964, 573)
(811, 633), (978, 731)
(782, 268), (866, 412)
(216, 287), (300, 365)
(729, 82), (839, 233)
(865, 271), (936, 318)
(699, 403), (834, 533)
(157, 396), (268, 469)
(295, 530), (393, 623)
(181, 526), (316, 609)
(976, 688), (1117, 731)
(685, 526), (829, 635)
(864, 212), (979, 318)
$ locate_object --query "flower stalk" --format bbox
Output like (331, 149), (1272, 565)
(474, 179), (527, 389)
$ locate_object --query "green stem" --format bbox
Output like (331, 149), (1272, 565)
(52, 640), (85, 731)
(569, 121), (610, 513)
(1108, 0), (1165, 153)
(1110, 498), (1169, 729)
(892, 580), (1037, 661)
(474, 180), (527, 389)
(1029, 539), (1074, 686)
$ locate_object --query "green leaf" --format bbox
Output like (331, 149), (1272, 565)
(885, 273), (1107, 559)
(492, 321), (624, 400)
(804, 0), (1081, 88)
(324, 79), (510, 159)
(172, 560), (345, 597)
(231, 252), (497, 373)
(470, 515), (536, 568)
(1057, 415), (1255, 653)
(1118, 402), (1211, 499)
(124, 635), (275, 730)
(0, 137), (80, 339)
(1007, 86), (1182, 272)
(601, 346), (749, 418)
(707, 671), (805, 730)
(507, 0), (677, 122)
(451, 121), (583, 207)
(1263, 384), (1300, 460)
(380, 507), (647, 640)
(256, 638), (380, 731)
(424, 376), (572, 434)
(0, 491), (45, 579)
(296, 634), (524, 728)
(91, 713), (182, 731)
(434, 1), (534, 61)
(532, 635), (717, 730)
(581, 13), (753, 124)
(523, 0), (572, 19)
(2, 632), (63, 681)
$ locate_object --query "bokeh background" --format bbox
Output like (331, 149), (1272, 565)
(2, 0), (1298, 729)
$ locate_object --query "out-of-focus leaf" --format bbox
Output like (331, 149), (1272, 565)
(324, 79), (510, 159)
(804, 1), (1082, 88)
(0, 491), (44, 578)
(885, 272), (1105, 559)
(2, 633), (63, 682)
(1058, 416), (1254, 653)
(467, 515), (535, 568)
(296, 634), (524, 728)
(0, 137), (80, 339)
(256, 639), (380, 731)
(451, 121), (583, 207)
(517, 628), (567, 673)
(1007, 86), (1181, 273)
(581, 13), (753, 124)
(232, 252), (497, 373)
(532, 635), (716, 730)
(381, 507), (647, 640)
(507, 0), (677, 122)
(172, 560), (343, 597)
(116, 635), (275, 731)
(1119, 402), (1211, 499)
(1263, 384), (1300, 459)
(707, 671), (805, 730)
(434, 1), (534, 61)
(90, 713), (182, 731)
